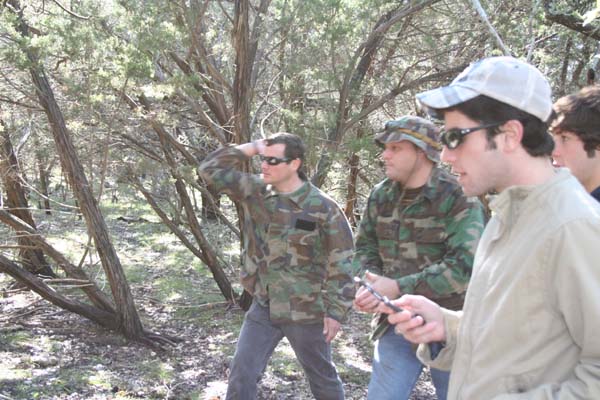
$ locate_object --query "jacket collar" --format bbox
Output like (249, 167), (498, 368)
(391, 166), (444, 202)
(267, 180), (312, 208)
(489, 168), (570, 225)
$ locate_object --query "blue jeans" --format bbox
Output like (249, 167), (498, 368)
(367, 328), (449, 400)
(226, 301), (344, 400)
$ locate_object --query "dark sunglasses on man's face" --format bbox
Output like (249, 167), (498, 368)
(259, 155), (293, 166)
(440, 122), (505, 150)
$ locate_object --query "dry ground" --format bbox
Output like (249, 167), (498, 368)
(0, 200), (436, 400)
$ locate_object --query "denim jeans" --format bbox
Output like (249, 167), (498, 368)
(226, 301), (345, 400)
(367, 328), (449, 400)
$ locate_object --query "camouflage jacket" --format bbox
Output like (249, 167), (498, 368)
(198, 146), (355, 324)
(353, 167), (485, 337)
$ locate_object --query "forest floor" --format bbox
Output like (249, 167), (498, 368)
(0, 198), (437, 400)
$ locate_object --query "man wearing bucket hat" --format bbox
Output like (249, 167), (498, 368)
(384, 57), (600, 399)
(352, 116), (485, 400)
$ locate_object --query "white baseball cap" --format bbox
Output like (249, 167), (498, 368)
(417, 56), (553, 122)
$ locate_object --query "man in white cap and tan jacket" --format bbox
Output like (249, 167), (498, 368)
(382, 56), (600, 399)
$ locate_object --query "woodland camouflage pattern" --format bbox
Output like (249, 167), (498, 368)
(375, 116), (442, 163)
(353, 167), (485, 338)
(199, 146), (355, 324)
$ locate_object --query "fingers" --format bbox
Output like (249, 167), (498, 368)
(323, 318), (341, 343)
(353, 286), (379, 313)
(389, 311), (423, 328)
(376, 301), (394, 315)
(364, 270), (379, 283)
(324, 326), (338, 343)
(322, 326), (330, 342)
(253, 139), (268, 155)
(383, 295), (447, 343)
(377, 297), (407, 315)
(395, 318), (440, 344)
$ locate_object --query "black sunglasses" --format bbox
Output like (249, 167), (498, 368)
(259, 155), (293, 166)
(440, 122), (505, 149)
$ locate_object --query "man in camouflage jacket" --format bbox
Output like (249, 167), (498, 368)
(353, 116), (485, 400)
(199, 132), (354, 400)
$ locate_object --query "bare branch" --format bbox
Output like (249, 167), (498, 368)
(0, 95), (41, 110)
(344, 63), (468, 132)
(0, 210), (115, 313)
(544, 0), (600, 40)
(50, 0), (90, 20)
(469, 0), (511, 56)
(526, 0), (542, 62)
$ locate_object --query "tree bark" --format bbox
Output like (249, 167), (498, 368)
(558, 37), (573, 96)
(0, 209), (115, 313)
(0, 253), (119, 330)
(36, 154), (52, 214)
(233, 0), (252, 144)
(230, 0), (272, 311)
(7, 0), (148, 341)
(0, 118), (55, 277)
(151, 121), (237, 303)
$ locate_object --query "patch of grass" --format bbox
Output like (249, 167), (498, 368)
(271, 357), (303, 380)
(100, 192), (158, 222)
(138, 359), (176, 386)
(123, 263), (149, 285)
(87, 369), (115, 390)
(0, 330), (32, 349)
(53, 368), (91, 395)
(154, 275), (201, 304)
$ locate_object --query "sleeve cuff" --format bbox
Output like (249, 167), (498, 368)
(326, 308), (346, 324)
(396, 275), (417, 294)
(416, 308), (462, 370)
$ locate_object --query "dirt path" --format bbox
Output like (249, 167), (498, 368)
(0, 287), (436, 399)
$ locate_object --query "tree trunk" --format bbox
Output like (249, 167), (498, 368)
(151, 121), (237, 303)
(29, 54), (144, 340)
(201, 184), (220, 221)
(0, 209), (115, 313)
(8, 0), (148, 341)
(0, 253), (118, 330)
(35, 149), (52, 214)
(344, 152), (361, 227)
(0, 118), (55, 277)
(230, 0), (271, 311)
(233, 0), (252, 144)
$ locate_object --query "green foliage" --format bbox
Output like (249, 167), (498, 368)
(582, 0), (600, 25)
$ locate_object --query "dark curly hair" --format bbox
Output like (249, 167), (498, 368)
(444, 95), (554, 157)
(551, 85), (600, 158)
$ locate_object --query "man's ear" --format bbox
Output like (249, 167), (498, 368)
(291, 158), (302, 173)
(499, 120), (524, 152)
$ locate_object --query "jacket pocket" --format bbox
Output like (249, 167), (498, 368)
(501, 373), (534, 394)
(287, 228), (319, 267)
(415, 227), (447, 243)
(288, 281), (323, 323)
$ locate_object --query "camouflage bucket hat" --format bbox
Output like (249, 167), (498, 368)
(374, 116), (442, 163)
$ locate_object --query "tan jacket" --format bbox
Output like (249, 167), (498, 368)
(418, 169), (600, 399)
